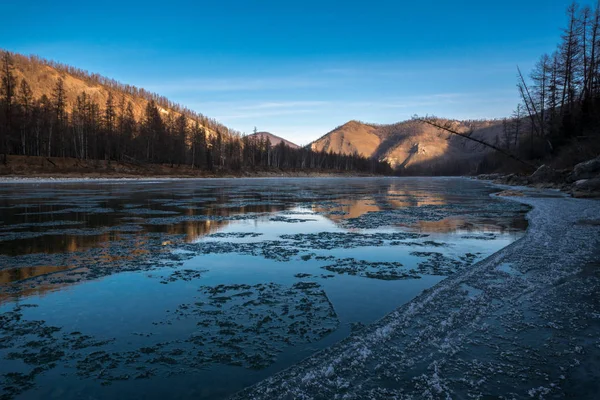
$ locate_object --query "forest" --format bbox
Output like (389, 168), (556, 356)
(0, 52), (392, 175)
(392, 1), (600, 176)
(479, 1), (600, 173)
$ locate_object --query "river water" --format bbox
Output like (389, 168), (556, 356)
(0, 177), (529, 399)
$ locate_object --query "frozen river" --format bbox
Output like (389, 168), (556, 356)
(0, 177), (530, 399)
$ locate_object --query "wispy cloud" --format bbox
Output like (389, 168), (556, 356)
(239, 101), (330, 110)
(144, 77), (326, 93)
(216, 109), (317, 120)
(329, 93), (466, 110)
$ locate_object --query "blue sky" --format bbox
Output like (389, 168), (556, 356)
(1, 0), (595, 144)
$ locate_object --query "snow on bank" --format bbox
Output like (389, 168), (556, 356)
(232, 192), (600, 399)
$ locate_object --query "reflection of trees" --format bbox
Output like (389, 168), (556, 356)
(411, 217), (525, 234)
(0, 202), (291, 305)
(0, 265), (74, 304)
(0, 265), (73, 284)
(0, 181), (528, 306)
(1, 202), (290, 257)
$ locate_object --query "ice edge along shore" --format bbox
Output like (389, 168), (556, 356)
(233, 188), (600, 399)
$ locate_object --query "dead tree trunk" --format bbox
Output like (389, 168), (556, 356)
(413, 117), (539, 170)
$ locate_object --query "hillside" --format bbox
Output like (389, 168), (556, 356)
(6, 51), (231, 137)
(310, 119), (505, 173)
(0, 50), (392, 175)
(247, 132), (300, 149)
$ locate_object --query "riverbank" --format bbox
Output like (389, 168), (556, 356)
(232, 187), (600, 399)
(0, 154), (377, 179)
(475, 155), (600, 199)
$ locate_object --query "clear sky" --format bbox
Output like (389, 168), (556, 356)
(1, 0), (596, 144)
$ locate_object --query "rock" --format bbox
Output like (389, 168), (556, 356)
(529, 164), (561, 184)
(571, 177), (600, 198)
(495, 190), (525, 197)
(497, 174), (529, 186)
(476, 173), (504, 181)
(567, 156), (600, 183)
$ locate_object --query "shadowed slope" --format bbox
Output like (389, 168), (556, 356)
(311, 119), (506, 170)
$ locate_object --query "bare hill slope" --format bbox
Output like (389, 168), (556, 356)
(311, 119), (505, 171)
(7, 51), (234, 137)
(247, 132), (300, 149)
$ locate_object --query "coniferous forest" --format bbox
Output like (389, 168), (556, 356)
(2, 3), (600, 177)
(0, 52), (392, 175)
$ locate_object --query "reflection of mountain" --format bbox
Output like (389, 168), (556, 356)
(314, 184), (526, 235)
(384, 189), (446, 208)
(0, 180), (528, 307)
(313, 184), (449, 223)
(313, 199), (381, 222)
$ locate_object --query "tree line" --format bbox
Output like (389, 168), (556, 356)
(412, 1), (600, 176)
(0, 51), (391, 174)
(504, 1), (600, 157)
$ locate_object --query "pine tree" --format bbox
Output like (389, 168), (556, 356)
(1, 51), (17, 158)
(18, 79), (33, 155)
(52, 78), (67, 157)
(104, 92), (116, 160)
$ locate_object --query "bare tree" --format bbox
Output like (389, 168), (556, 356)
(414, 116), (538, 169)
(1, 51), (17, 159)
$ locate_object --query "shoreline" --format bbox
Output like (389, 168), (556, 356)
(0, 174), (387, 184)
(232, 186), (600, 399)
(0, 154), (381, 181)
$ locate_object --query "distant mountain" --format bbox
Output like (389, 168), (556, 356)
(247, 132), (300, 149)
(310, 119), (505, 172)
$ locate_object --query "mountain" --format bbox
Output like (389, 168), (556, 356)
(6, 51), (231, 137)
(310, 119), (506, 172)
(247, 132), (300, 149)
(1, 50), (391, 175)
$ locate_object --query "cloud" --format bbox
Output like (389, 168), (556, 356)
(216, 109), (317, 120)
(144, 77), (326, 93)
(239, 101), (330, 110)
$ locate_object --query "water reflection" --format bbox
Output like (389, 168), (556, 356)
(0, 177), (529, 257)
(0, 178), (529, 307)
(0, 178), (531, 400)
(0, 264), (73, 284)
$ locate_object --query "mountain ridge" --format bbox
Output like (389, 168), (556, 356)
(247, 132), (300, 149)
(4, 50), (235, 138)
(310, 118), (506, 172)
